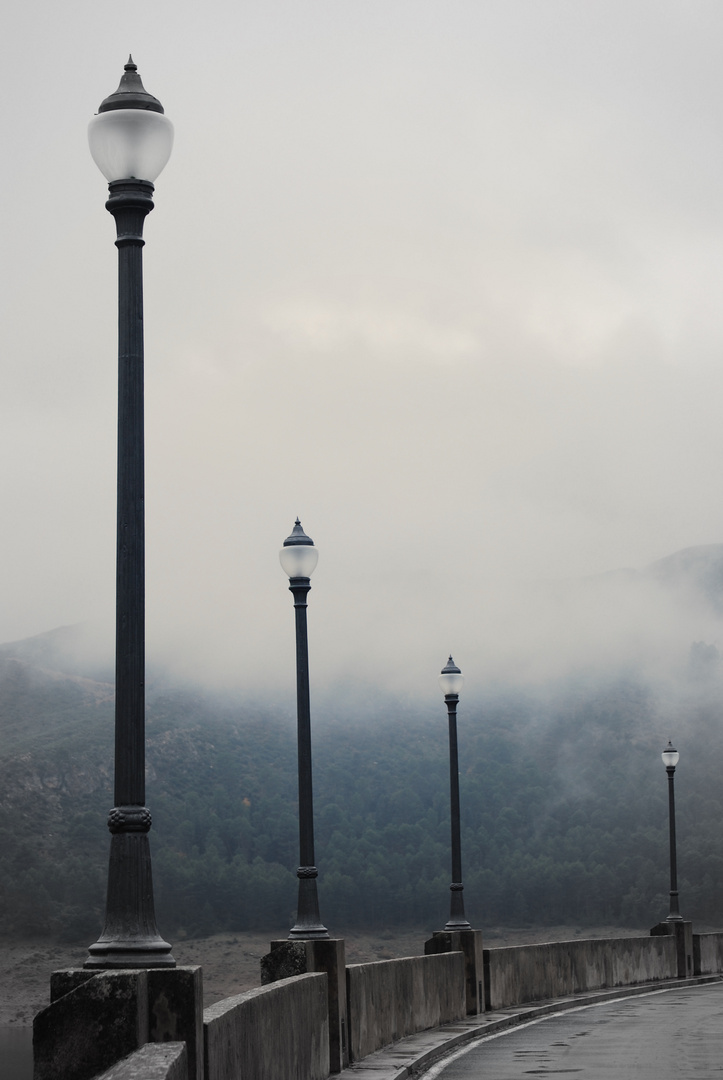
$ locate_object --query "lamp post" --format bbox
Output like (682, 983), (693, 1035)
(662, 740), (682, 922)
(439, 656), (471, 931)
(85, 58), (175, 968)
(280, 519), (329, 939)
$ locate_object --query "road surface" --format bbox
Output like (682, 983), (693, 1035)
(429, 982), (723, 1078)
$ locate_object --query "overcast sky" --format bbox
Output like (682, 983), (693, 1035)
(2, 1), (723, 697)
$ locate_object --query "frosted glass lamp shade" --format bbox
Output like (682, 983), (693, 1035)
(280, 518), (318, 579)
(439, 656), (464, 697)
(88, 109), (174, 182)
(662, 741), (680, 769)
(280, 544), (319, 579)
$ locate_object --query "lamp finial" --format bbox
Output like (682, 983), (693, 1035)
(97, 57), (165, 114)
(284, 519), (314, 547)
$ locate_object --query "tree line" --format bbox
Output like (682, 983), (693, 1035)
(1, 668), (722, 941)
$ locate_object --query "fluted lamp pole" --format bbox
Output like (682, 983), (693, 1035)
(662, 740), (682, 922)
(85, 58), (175, 968)
(440, 656), (471, 931)
(280, 519), (329, 939)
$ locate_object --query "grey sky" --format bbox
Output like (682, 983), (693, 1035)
(2, 2), (723, 694)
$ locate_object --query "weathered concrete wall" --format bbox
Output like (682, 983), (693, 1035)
(346, 952), (466, 1062)
(261, 937), (348, 1071)
(146, 968), (203, 1080)
(95, 1042), (188, 1080)
(35, 967), (203, 1080)
(425, 929), (485, 1015)
(34, 970), (149, 1080)
(203, 972), (329, 1080)
(694, 933), (723, 975)
(485, 936), (677, 1010)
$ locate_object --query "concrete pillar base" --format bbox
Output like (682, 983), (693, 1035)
(424, 929), (485, 1014)
(650, 920), (694, 978)
(261, 937), (348, 1072)
(669, 920), (694, 978)
(33, 966), (203, 1080)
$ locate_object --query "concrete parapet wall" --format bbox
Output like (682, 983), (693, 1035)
(346, 952), (466, 1062)
(34, 966), (203, 1080)
(34, 970), (149, 1080)
(95, 1043), (188, 1080)
(33, 932), (723, 1080)
(485, 936), (677, 1010)
(203, 972), (329, 1080)
(261, 937), (348, 1071)
(694, 933), (723, 975)
(425, 929), (485, 1015)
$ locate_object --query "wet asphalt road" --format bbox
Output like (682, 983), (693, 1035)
(429, 982), (723, 1078)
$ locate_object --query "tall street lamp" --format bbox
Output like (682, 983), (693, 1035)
(280, 519), (329, 939)
(85, 58), (175, 968)
(439, 656), (471, 931)
(662, 740), (682, 922)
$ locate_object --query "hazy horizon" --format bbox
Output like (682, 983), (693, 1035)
(3, 540), (723, 704)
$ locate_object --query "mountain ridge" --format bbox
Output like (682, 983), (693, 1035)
(4, 542), (723, 688)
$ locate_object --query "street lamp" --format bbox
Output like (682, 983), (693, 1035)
(439, 656), (471, 931)
(85, 58), (175, 968)
(662, 740), (682, 922)
(280, 519), (329, 939)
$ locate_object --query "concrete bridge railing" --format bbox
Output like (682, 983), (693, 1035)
(204, 973), (329, 1080)
(346, 952), (466, 1062)
(36, 929), (723, 1080)
(485, 935), (677, 1010)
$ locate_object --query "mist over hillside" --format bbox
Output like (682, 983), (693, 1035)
(6, 542), (723, 696)
(1, 544), (723, 942)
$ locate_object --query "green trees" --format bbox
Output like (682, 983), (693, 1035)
(2, 670), (723, 940)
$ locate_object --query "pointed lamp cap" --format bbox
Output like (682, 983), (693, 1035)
(439, 655), (464, 697)
(283, 517), (315, 547)
(662, 740), (680, 769)
(98, 56), (165, 113)
(279, 518), (319, 579)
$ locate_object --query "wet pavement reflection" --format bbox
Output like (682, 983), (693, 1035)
(430, 982), (723, 1078)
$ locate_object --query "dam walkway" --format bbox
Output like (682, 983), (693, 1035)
(338, 975), (723, 1080)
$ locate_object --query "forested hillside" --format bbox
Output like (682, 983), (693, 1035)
(2, 624), (722, 942)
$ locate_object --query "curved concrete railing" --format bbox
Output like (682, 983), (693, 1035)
(200, 952), (468, 1079)
(346, 952), (466, 1062)
(484, 935), (678, 1010)
(204, 973), (329, 1080)
(35, 930), (723, 1080)
(695, 932), (723, 975)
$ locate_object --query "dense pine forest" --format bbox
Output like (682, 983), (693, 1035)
(2, 623), (722, 942)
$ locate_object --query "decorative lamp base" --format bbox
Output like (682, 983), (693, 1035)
(85, 829), (176, 968)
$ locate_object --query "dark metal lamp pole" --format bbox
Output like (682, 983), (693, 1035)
(439, 656), (471, 931)
(85, 58), (175, 968)
(280, 519), (329, 939)
(662, 740), (682, 922)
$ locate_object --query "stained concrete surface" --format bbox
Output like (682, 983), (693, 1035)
(429, 982), (723, 1078)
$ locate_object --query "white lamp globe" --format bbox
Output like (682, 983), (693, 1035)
(280, 519), (319, 579)
(439, 656), (464, 697)
(662, 741), (680, 769)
